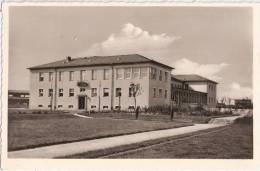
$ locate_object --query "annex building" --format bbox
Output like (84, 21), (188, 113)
(171, 75), (218, 109)
(28, 54), (218, 111)
(28, 54), (172, 111)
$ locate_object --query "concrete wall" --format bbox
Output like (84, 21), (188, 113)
(148, 64), (171, 106)
(186, 82), (217, 108)
(29, 63), (154, 111)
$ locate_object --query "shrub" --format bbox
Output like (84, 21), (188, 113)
(142, 105), (178, 115)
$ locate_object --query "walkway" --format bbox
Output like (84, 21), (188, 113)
(8, 115), (242, 158)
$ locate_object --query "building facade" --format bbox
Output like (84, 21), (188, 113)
(172, 75), (217, 108)
(28, 54), (172, 111)
(171, 76), (207, 108)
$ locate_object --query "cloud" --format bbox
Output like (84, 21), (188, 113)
(85, 23), (181, 56)
(222, 82), (252, 99)
(173, 58), (229, 81)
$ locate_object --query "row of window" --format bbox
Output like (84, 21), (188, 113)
(208, 97), (216, 103)
(172, 83), (189, 90)
(39, 87), (168, 98)
(38, 104), (109, 109)
(38, 105), (138, 110)
(171, 90), (207, 104)
(208, 84), (216, 92)
(152, 88), (168, 99)
(38, 67), (169, 82)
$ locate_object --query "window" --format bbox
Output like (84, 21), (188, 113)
(165, 72), (168, 82)
(48, 105), (52, 108)
(104, 69), (109, 80)
(69, 71), (74, 81)
(164, 90), (168, 99)
(59, 89), (63, 97)
(39, 89), (43, 97)
(58, 105), (63, 108)
(91, 88), (97, 97)
(38, 105), (43, 107)
(68, 105), (73, 108)
(116, 68), (123, 79)
(48, 89), (53, 97)
(159, 89), (162, 98)
(132, 68), (140, 79)
(91, 105), (96, 109)
(153, 88), (156, 98)
(124, 68), (131, 79)
(39, 73), (44, 81)
(80, 70), (86, 81)
(91, 70), (97, 80)
(80, 88), (86, 92)
(49, 72), (53, 82)
(150, 67), (157, 80)
(129, 87), (134, 97)
(69, 88), (74, 97)
(159, 70), (162, 81)
(140, 67), (148, 78)
(103, 106), (108, 109)
(103, 88), (109, 97)
(116, 88), (122, 97)
(59, 71), (63, 81)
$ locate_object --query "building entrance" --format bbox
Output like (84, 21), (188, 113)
(78, 96), (86, 110)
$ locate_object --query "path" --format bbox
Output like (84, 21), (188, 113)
(8, 115), (242, 158)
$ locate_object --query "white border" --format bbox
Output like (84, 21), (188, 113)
(1, 3), (260, 171)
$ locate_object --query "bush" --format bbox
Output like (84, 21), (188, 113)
(142, 105), (178, 115)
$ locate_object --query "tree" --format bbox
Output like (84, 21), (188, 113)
(129, 83), (142, 110)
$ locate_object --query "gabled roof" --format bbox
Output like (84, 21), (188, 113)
(28, 54), (174, 70)
(172, 74), (218, 84)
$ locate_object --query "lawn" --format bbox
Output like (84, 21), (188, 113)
(8, 113), (192, 151)
(83, 111), (236, 124)
(106, 121), (253, 159)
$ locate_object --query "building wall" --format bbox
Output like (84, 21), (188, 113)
(186, 82), (217, 108)
(29, 63), (154, 110)
(188, 84), (207, 93)
(170, 79), (207, 106)
(149, 64), (171, 106)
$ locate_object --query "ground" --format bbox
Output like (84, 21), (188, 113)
(8, 112), (192, 151)
(104, 123), (253, 159)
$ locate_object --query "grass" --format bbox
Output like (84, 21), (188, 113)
(107, 121), (253, 159)
(82, 111), (236, 124)
(8, 113), (192, 151)
(66, 117), (253, 159)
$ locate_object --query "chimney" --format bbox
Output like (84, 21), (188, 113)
(66, 56), (72, 62)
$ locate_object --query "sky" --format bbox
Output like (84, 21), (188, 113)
(9, 6), (253, 99)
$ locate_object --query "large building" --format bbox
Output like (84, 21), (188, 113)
(171, 75), (218, 108)
(28, 54), (173, 111)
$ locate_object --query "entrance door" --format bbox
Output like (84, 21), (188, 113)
(78, 96), (85, 109)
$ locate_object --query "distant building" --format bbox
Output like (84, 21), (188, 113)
(8, 90), (29, 108)
(235, 99), (253, 109)
(171, 74), (218, 109)
(28, 54), (173, 111)
(171, 76), (207, 107)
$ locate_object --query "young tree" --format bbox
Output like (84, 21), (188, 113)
(129, 83), (142, 110)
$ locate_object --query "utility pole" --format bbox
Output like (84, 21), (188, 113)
(98, 80), (101, 112)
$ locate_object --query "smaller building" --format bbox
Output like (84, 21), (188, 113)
(8, 90), (29, 108)
(171, 74), (218, 109)
(171, 76), (207, 108)
(235, 99), (253, 109)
